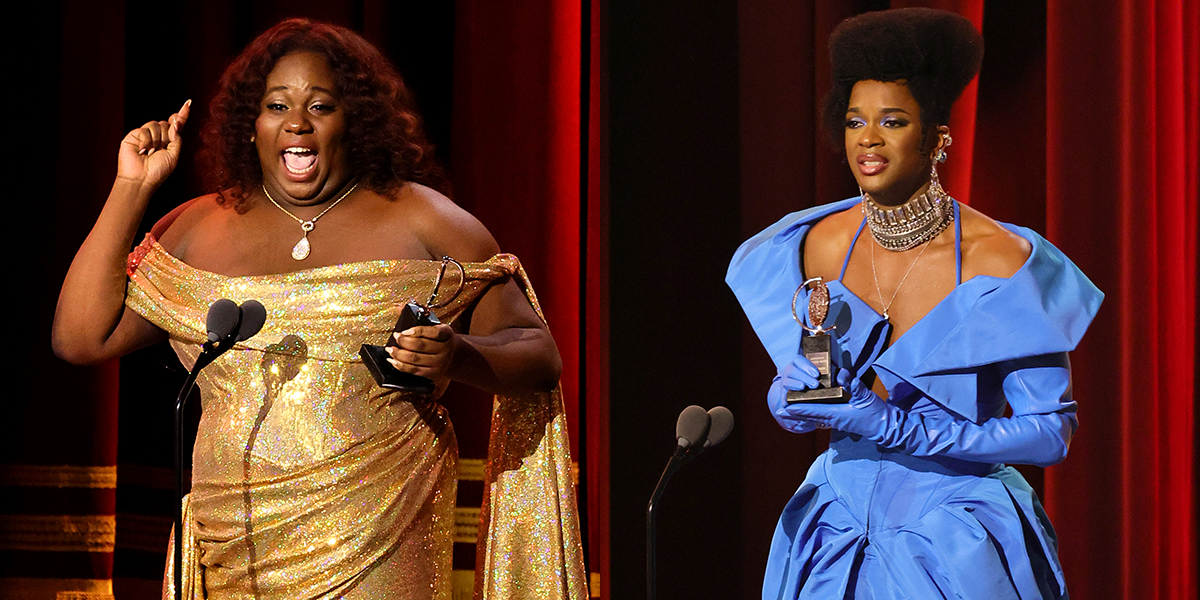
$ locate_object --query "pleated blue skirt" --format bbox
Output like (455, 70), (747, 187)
(764, 434), (1068, 600)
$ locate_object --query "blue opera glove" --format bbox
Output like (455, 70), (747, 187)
(767, 355), (827, 434)
(781, 354), (1079, 467)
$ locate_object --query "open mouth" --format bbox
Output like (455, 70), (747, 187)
(857, 154), (887, 175)
(282, 147), (317, 175)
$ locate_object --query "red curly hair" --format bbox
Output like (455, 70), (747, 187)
(200, 19), (447, 208)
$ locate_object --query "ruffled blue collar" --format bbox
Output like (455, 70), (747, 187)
(726, 198), (1103, 422)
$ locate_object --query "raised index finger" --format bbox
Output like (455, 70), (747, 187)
(169, 100), (192, 139)
(176, 99), (191, 126)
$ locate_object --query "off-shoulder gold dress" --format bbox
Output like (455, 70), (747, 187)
(125, 235), (587, 600)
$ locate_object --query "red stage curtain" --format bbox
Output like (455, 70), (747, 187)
(450, 0), (583, 458)
(1046, 2), (1198, 599)
(586, 0), (612, 597)
(450, 0), (598, 593)
(1, 4), (125, 595)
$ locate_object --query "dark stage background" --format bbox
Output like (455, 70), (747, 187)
(3, 1), (1196, 600)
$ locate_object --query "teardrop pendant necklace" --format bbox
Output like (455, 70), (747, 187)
(262, 182), (359, 260)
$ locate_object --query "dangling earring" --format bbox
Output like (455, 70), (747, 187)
(929, 157), (945, 196)
(250, 135), (256, 143)
(929, 133), (952, 195)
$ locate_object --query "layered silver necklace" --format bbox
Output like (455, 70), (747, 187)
(861, 180), (955, 252)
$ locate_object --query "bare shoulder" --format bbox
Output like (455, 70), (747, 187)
(803, 204), (862, 282)
(155, 193), (230, 253)
(959, 203), (1032, 280)
(390, 183), (500, 263)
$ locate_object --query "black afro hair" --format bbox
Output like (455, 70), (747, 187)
(822, 8), (983, 147)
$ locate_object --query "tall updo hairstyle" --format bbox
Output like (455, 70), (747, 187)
(822, 8), (984, 148)
(200, 18), (447, 209)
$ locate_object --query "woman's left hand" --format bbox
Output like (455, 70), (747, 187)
(781, 369), (891, 437)
(784, 366), (1079, 467)
(386, 323), (459, 381)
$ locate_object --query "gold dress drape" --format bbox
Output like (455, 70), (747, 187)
(125, 236), (587, 600)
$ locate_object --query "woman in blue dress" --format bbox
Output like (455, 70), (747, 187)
(726, 9), (1102, 600)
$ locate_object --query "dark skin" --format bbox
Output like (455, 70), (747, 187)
(54, 52), (561, 397)
(803, 80), (1030, 399)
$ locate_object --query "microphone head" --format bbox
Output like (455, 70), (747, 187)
(236, 300), (267, 341)
(675, 405), (711, 449)
(703, 406), (734, 448)
(206, 299), (241, 343)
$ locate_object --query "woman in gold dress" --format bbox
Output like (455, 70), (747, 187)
(53, 19), (586, 599)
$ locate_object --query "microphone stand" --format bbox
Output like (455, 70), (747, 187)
(646, 404), (732, 600)
(173, 335), (236, 600)
(646, 443), (690, 600)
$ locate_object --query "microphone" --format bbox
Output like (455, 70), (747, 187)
(675, 404), (711, 449)
(680, 405), (734, 464)
(173, 298), (265, 600)
(236, 300), (266, 341)
(703, 406), (734, 448)
(196, 299), (244, 372)
(647, 404), (734, 600)
(205, 298), (241, 343)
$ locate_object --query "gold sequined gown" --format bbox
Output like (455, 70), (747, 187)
(125, 236), (587, 600)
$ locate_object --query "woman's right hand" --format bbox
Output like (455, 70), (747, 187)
(52, 103), (189, 364)
(117, 100), (191, 189)
(767, 355), (827, 434)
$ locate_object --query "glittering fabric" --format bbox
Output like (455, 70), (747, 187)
(473, 259), (588, 600)
(475, 388), (588, 600)
(163, 495), (198, 598)
(126, 236), (586, 599)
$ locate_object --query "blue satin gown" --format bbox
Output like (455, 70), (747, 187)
(727, 198), (1102, 600)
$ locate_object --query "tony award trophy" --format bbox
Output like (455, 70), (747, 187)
(360, 256), (465, 394)
(787, 277), (849, 403)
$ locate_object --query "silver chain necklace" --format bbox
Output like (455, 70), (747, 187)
(870, 236), (934, 321)
(262, 182), (359, 260)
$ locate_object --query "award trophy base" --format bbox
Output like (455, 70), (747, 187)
(786, 334), (849, 404)
(360, 303), (439, 394)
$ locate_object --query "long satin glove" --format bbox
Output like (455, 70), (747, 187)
(767, 355), (830, 435)
(780, 355), (1079, 467)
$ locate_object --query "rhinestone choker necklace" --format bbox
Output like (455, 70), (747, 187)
(861, 182), (955, 252)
